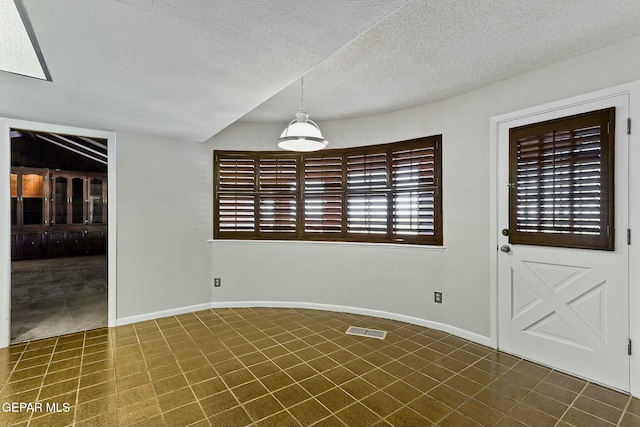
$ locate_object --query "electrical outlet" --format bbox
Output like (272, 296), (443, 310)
(434, 291), (442, 303)
(214, 278), (221, 287)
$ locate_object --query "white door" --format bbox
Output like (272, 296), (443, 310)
(497, 94), (630, 391)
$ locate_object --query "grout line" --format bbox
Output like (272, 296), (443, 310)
(0, 343), (28, 397)
(214, 326), (300, 425)
(560, 381), (631, 426)
(70, 331), (86, 427)
(553, 380), (589, 427)
(150, 316), (201, 425)
(133, 319), (168, 426)
(430, 347), (525, 426)
(110, 325), (123, 427)
(209, 308), (363, 425)
(30, 336), (59, 426)
(617, 394), (633, 426)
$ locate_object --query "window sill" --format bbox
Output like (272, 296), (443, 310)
(206, 239), (446, 252)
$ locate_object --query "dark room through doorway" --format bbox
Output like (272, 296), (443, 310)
(10, 129), (108, 343)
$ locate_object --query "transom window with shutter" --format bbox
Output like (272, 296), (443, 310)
(214, 135), (442, 245)
(509, 108), (615, 250)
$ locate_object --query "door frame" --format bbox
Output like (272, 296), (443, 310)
(0, 118), (117, 348)
(490, 80), (640, 397)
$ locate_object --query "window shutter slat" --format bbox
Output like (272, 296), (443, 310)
(304, 195), (343, 233)
(304, 155), (344, 233)
(304, 156), (343, 192)
(218, 158), (255, 191)
(393, 190), (436, 236)
(347, 153), (388, 190)
(347, 193), (389, 234)
(515, 128), (603, 236)
(218, 194), (255, 232)
(509, 108), (614, 250)
(259, 194), (297, 233)
(214, 134), (442, 245)
(216, 155), (256, 233)
(390, 145), (438, 239)
(259, 158), (297, 191)
(259, 157), (298, 234)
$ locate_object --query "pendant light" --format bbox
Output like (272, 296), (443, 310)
(276, 77), (328, 152)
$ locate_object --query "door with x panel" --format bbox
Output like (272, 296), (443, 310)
(497, 95), (630, 391)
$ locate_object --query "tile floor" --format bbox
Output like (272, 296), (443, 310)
(0, 307), (638, 426)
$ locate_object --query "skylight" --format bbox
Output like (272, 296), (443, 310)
(0, 0), (50, 80)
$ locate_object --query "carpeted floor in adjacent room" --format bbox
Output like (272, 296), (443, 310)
(10, 255), (107, 344)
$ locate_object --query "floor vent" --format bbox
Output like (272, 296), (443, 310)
(346, 326), (387, 340)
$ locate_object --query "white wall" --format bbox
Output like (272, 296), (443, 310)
(115, 132), (212, 322)
(0, 126), (214, 342)
(207, 35), (640, 342)
(2, 35), (639, 346)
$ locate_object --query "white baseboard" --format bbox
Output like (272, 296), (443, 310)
(116, 302), (213, 326)
(210, 300), (494, 348)
(116, 300), (493, 349)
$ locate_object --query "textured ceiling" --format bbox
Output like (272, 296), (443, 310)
(244, 0), (640, 123)
(1, 1), (640, 142)
(0, 0), (410, 141)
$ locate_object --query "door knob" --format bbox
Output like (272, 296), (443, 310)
(500, 245), (511, 253)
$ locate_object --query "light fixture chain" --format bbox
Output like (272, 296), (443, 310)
(300, 76), (304, 112)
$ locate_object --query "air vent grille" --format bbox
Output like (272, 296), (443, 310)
(345, 326), (387, 340)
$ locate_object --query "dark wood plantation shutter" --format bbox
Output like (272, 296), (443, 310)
(304, 155), (343, 234)
(509, 108), (615, 250)
(258, 156), (298, 236)
(346, 151), (389, 235)
(391, 140), (441, 244)
(213, 135), (442, 245)
(215, 153), (256, 235)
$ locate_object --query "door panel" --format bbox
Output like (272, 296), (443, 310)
(498, 94), (630, 391)
(47, 231), (67, 257)
(505, 247), (627, 385)
(86, 230), (106, 255)
(71, 177), (85, 224)
(67, 231), (85, 256)
(52, 175), (68, 225)
(20, 232), (46, 259)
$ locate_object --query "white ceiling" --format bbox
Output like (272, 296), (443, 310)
(1, 0), (640, 142)
(0, 0), (411, 141)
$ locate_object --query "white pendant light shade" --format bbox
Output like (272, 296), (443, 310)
(276, 111), (328, 152)
(276, 77), (328, 152)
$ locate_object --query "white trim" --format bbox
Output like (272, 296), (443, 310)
(488, 112), (499, 349)
(107, 133), (117, 327)
(207, 239), (447, 252)
(113, 299), (493, 347)
(0, 118), (116, 348)
(0, 125), (10, 347)
(209, 300), (492, 347)
(627, 82), (640, 398)
(489, 80), (640, 397)
(116, 303), (216, 326)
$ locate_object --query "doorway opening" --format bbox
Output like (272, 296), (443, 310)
(10, 129), (108, 343)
